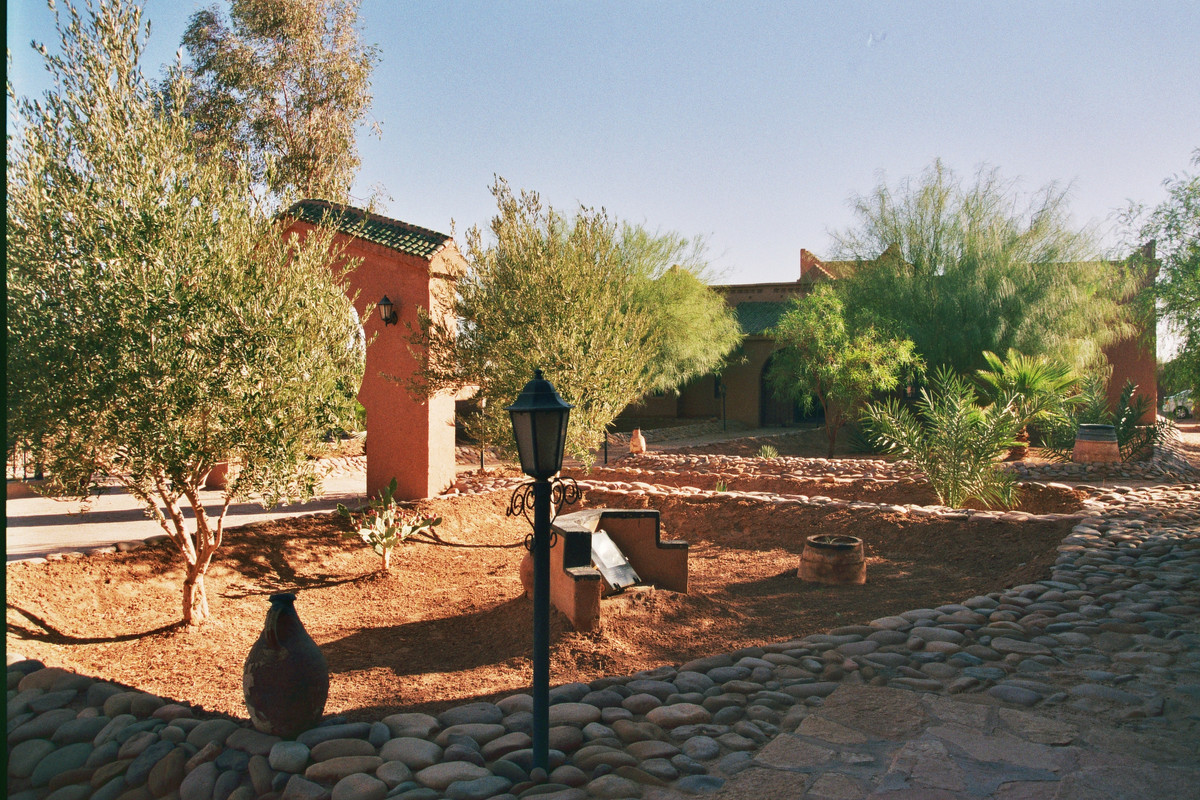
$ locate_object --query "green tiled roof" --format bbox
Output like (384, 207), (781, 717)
(285, 200), (451, 259)
(735, 302), (789, 336)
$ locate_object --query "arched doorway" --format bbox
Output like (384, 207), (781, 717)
(759, 354), (822, 427)
(759, 354), (797, 427)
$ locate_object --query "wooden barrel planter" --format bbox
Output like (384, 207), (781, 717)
(1072, 424), (1120, 464)
(799, 534), (866, 585)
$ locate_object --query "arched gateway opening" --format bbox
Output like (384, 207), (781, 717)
(283, 200), (466, 500)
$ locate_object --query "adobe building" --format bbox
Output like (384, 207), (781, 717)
(624, 245), (1157, 428)
(623, 248), (862, 428)
(283, 200), (465, 500)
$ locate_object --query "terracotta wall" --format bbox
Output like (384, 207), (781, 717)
(285, 221), (461, 499)
(1104, 248), (1159, 425)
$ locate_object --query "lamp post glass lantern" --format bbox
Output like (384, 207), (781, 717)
(505, 369), (573, 774)
(506, 369), (573, 479)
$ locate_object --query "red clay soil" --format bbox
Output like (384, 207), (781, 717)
(5, 483), (1082, 723)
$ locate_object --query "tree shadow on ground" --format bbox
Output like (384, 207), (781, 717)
(6, 603), (184, 644)
(322, 596), (535, 678)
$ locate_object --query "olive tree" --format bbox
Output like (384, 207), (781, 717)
(767, 284), (922, 457)
(832, 160), (1139, 375)
(6, 0), (364, 625)
(412, 179), (742, 464)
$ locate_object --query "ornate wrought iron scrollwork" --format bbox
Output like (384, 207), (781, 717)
(507, 476), (580, 551)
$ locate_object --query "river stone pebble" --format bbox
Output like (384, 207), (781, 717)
(31, 742), (93, 787)
(90, 757), (133, 788)
(681, 736), (721, 761)
(45, 785), (91, 800)
(626, 739), (680, 761)
(212, 767), (243, 800)
(10, 738), (58, 777)
(117, 730), (160, 759)
(586, 773), (642, 798)
(444, 775), (513, 800)
(271, 741), (312, 772)
(179, 761), (219, 800)
(148, 746), (189, 796)
(580, 689), (625, 709)
(126, 739), (175, 785)
(547, 702), (602, 727)
(437, 703), (503, 728)
(621, 693), (662, 715)
(311, 738), (376, 761)
(413, 761), (490, 790)
(281, 774), (328, 800)
(380, 738), (443, 770)
(382, 713), (439, 739)
(225, 727), (280, 755)
(991, 637), (1052, 656)
(645, 703), (711, 729)
(10, 708), (78, 744)
(330, 773), (386, 800)
(186, 719), (240, 749)
(600, 720), (649, 746)
(298, 723), (372, 748)
(305, 756), (384, 783)
(435, 722), (506, 746)
(375, 760), (413, 787)
(28, 689), (78, 712)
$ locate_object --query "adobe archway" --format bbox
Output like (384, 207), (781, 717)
(283, 200), (465, 500)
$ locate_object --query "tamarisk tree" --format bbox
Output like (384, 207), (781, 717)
(6, 0), (364, 625)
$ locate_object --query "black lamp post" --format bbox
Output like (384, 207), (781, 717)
(505, 369), (573, 773)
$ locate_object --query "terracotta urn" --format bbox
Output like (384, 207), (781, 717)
(243, 593), (329, 738)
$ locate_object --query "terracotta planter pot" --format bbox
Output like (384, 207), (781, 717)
(1072, 424), (1120, 464)
(204, 461), (240, 490)
(799, 534), (866, 585)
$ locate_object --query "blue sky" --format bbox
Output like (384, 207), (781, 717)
(8, 1), (1199, 285)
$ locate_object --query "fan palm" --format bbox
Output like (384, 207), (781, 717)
(975, 349), (1079, 459)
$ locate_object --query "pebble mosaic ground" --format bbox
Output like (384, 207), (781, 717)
(8, 450), (1200, 800)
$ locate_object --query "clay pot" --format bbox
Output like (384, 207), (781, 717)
(204, 461), (240, 490)
(243, 593), (329, 738)
(1072, 424), (1120, 463)
(799, 534), (866, 585)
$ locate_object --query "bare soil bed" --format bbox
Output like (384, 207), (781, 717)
(5, 482), (1082, 723)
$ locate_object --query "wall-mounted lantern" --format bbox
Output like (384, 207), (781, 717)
(378, 295), (398, 326)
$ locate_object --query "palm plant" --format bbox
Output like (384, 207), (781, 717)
(975, 349), (1079, 459)
(1040, 377), (1173, 462)
(863, 368), (1020, 509)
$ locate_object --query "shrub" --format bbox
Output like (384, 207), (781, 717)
(862, 369), (1020, 509)
(757, 444), (780, 459)
(338, 479), (441, 572)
